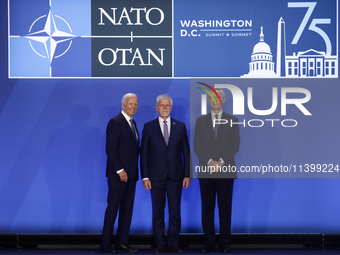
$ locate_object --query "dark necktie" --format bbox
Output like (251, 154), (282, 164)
(130, 119), (138, 143)
(163, 120), (169, 145)
(214, 114), (219, 139)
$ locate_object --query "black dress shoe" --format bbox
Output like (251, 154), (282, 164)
(167, 245), (183, 253)
(153, 245), (166, 253)
(99, 244), (116, 253)
(219, 244), (230, 253)
(116, 244), (137, 253)
(201, 244), (215, 253)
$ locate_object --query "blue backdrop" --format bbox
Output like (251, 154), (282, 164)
(1, 0), (340, 235)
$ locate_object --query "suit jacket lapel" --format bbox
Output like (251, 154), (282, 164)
(119, 112), (138, 144)
(215, 112), (229, 141)
(205, 113), (216, 142)
(153, 118), (166, 146)
(168, 118), (176, 146)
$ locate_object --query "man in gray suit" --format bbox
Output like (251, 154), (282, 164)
(194, 89), (240, 253)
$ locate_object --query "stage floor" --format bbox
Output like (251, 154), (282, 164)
(0, 249), (339, 255)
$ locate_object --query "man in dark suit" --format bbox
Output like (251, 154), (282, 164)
(141, 94), (191, 253)
(100, 93), (140, 253)
(193, 89), (240, 253)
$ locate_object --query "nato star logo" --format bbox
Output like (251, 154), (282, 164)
(9, 0), (92, 78)
(25, 9), (76, 64)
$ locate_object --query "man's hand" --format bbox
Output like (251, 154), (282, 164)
(217, 161), (224, 167)
(143, 179), (152, 190)
(118, 170), (128, 182)
(208, 160), (219, 172)
(182, 177), (191, 188)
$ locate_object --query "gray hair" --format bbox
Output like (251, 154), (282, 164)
(122, 93), (138, 104)
(156, 94), (173, 105)
(214, 89), (225, 98)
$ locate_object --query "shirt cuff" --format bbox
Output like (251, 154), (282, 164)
(116, 169), (124, 174)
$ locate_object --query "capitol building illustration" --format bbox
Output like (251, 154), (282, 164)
(242, 26), (277, 77)
(242, 18), (338, 78)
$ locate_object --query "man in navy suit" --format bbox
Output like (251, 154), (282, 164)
(141, 94), (191, 253)
(194, 89), (240, 253)
(100, 93), (140, 253)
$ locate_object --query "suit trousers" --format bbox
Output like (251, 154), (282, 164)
(150, 179), (183, 246)
(199, 178), (234, 245)
(101, 177), (136, 246)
